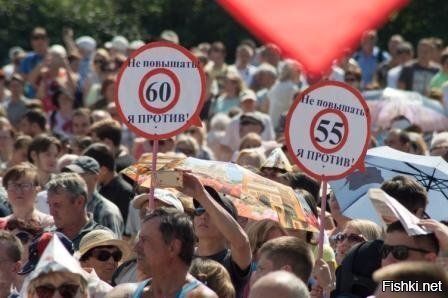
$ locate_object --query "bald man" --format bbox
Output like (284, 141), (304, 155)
(249, 271), (310, 298)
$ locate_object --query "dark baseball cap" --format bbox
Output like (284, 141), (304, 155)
(240, 113), (265, 132)
(18, 231), (74, 275)
(63, 156), (100, 175)
(193, 186), (238, 220)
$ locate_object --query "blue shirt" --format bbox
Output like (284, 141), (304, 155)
(212, 95), (240, 115)
(78, 56), (92, 88)
(354, 47), (390, 88)
(20, 52), (44, 98)
(20, 52), (43, 74)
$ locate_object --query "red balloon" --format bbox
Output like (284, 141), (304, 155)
(218, 0), (409, 76)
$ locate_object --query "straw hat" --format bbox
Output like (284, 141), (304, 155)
(78, 230), (131, 261)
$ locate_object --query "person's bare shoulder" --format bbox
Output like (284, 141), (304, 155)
(106, 282), (139, 298)
(186, 284), (218, 298)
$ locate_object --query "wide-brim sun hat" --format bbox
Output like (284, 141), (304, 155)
(77, 229), (132, 261)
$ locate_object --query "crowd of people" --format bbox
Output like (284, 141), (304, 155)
(0, 25), (447, 298)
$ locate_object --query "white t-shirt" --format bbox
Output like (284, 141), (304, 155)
(220, 112), (275, 152)
(267, 80), (299, 129)
(387, 65), (403, 88)
(227, 64), (258, 87)
(329, 65), (345, 82)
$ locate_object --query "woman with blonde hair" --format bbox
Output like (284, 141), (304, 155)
(190, 258), (235, 298)
(212, 72), (245, 115)
(312, 219), (383, 297)
(335, 219), (383, 265)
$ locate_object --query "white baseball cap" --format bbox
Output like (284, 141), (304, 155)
(75, 36), (97, 53)
(131, 188), (184, 212)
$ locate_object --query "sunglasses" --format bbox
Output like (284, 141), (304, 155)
(15, 231), (32, 245)
(194, 207), (206, 217)
(34, 283), (79, 298)
(32, 35), (47, 40)
(381, 244), (431, 261)
(91, 249), (123, 262)
(335, 233), (366, 243)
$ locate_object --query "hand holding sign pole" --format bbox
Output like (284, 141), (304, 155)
(115, 41), (206, 208)
(285, 81), (371, 260)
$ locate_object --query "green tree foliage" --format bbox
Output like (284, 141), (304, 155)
(0, 0), (252, 64)
(379, 0), (448, 47)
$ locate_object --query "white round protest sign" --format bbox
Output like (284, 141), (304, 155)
(115, 41), (206, 139)
(285, 81), (371, 180)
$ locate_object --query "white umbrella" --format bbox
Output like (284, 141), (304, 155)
(330, 146), (448, 222)
(367, 88), (448, 132)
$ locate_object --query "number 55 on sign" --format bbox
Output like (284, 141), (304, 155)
(285, 81), (370, 181)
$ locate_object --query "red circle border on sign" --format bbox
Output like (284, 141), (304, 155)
(138, 68), (181, 114)
(310, 108), (349, 154)
(114, 41), (206, 140)
(284, 81), (371, 181)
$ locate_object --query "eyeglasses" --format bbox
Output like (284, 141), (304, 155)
(94, 59), (105, 64)
(381, 244), (431, 261)
(194, 207), (206, 217)
(335, 233), (366, 243)
(91, 249), (123, 262)
(15, 231), (32, 245)
(34, 283), (79, 298)
(6, 182), (35, 192)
